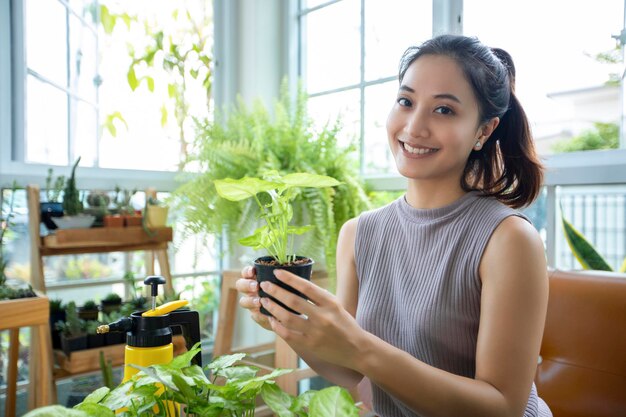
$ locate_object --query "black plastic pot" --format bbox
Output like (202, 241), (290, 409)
(87, 333), (106, 349)
(40, 202), (63, 230)
(61, 334), (88, 356)
(254, 256), (314, 316)
(49, 311), (66, 350)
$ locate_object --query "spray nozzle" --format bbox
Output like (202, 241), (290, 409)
(96, 316), (133, 334)
(144, 275), (166, 311)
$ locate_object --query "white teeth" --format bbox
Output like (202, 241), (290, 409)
(403, 142), (437, 155)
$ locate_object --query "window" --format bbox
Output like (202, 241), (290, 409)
(299, 0), (433, 175)
(10, 0), (213, 172)
(16, 0), (100, 167)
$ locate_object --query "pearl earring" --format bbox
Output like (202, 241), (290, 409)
(474, 141), (482, 149)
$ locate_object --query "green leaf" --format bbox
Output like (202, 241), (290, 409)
(23, 406), (89, 417)
(218, 365), (259, 382)
(561, 210), (613, 271)
(81, 386), (110, 404)
(207, 353), (247, 372)
(127, 67), (139, 91)
(168, 83), (177, 99)
(309, 386), (359, 417)
(100, 5), (115, 34)
(292, 390), (316, 413)
(145, 76), (155, 92)
(170, 343), (202, 368)
(160, 104), (168, 127)
(280, 173), (342, 189)
(287, 225), (314, 235)
(214, 178), (281, 202)
(73, 402), (116, 417)
(261, 383), (295, 417)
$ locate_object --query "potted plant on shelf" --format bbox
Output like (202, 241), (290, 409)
(56, 301), (87, 356)
(85, 190), (110, 227)
(78, 300), (99, 321)
(23, 347), (360, 417)
(52, 157), (96, 229)
(144, 196), (168, 228)
(49, 299), (65, 350)
(215, 170), (341, 315)
(41, 168), (65, 230)
(100, 292), (123, 315)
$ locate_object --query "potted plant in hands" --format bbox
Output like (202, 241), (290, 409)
(215, 171), (341, 315)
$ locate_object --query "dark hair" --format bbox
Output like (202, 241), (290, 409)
(398, 35), (543, 208)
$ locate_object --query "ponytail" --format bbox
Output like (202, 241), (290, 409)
(462, 92), (544, 209)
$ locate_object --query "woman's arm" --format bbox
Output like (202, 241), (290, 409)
(263, 216), (548, 417)
(290, 217), (364, 387)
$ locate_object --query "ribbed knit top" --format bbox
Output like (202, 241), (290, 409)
(354, 192), (551, 417)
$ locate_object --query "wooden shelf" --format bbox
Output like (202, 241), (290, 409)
(0, 294), (49, 330)
(40, 226), (172, 255)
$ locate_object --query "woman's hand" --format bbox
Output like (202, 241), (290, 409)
(259, 269), (368, 370)
(235, 266), (272, 331)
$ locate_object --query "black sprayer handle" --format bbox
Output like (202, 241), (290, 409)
(168, 309), (202, 367)
(144, 276), (166, 297)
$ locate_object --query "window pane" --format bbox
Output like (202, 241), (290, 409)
(25, 0), (67, 86)
(25, 75), (68, 165)
(72, 99), (98, 167)
(307, 89), (361, 150)
(70, 14), (98, 102)
(305, 0), (361, 93)
(364, 0), (432, 81)
(464, 0), (623, 156)
(363, 81), (396, 175)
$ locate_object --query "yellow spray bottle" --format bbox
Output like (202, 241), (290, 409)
(97, 275), (202, 412)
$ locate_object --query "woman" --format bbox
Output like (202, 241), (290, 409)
(236, 34), (551, 417)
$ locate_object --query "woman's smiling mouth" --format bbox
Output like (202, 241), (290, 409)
(399, 140), (439, 157)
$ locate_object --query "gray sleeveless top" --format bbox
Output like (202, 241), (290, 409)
(355, 192), (552, 417)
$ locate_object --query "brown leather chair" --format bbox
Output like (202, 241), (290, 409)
(535, 269), (626, 417)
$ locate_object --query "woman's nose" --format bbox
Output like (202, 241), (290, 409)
(405, 109), (429, 138)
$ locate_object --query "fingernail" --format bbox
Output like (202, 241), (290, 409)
(249, 281), (258, 290)
(260, 281), (270, 291)
(260, 297), (269, 306)
(253, 297), (260, 306)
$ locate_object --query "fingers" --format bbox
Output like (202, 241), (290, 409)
(241, 265), (256, 279)
(235, 277), (259, 295)
(272, 269), (332, 306)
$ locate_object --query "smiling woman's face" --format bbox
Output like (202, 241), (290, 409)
(387, 54), (486, 184)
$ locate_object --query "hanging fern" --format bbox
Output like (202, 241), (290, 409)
(174, 83), (371, 286)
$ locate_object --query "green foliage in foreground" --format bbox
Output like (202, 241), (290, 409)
(24, 345), (359, 417)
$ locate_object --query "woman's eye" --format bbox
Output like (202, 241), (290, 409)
(397, 97), (412, 107)
(434, 106), (454, 115)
